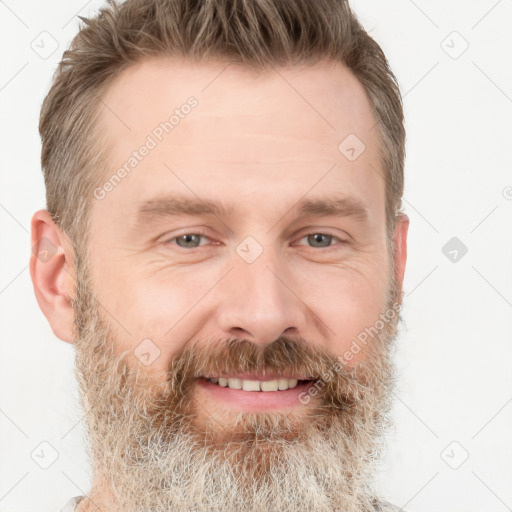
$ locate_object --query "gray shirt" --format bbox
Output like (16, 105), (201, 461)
(60, 496), (84, 512)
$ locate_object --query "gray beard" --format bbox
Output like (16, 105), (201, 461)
(71, 257), (400, 512)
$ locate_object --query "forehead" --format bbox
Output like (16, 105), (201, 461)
(93, 56), (384, 224)
(99, 56), (378, 145)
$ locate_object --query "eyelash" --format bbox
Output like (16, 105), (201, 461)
(163, 230), (348, 251)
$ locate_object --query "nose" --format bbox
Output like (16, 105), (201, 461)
(215, 247), (307, 346)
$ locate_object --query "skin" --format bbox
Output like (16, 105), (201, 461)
(30, 56), (409, 511)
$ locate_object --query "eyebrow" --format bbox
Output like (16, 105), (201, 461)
(135, 194), (369, 226)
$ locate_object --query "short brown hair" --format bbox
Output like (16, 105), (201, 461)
(39, 0), (405, 254)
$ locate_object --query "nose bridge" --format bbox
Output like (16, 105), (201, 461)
(216, 241), (305, 344)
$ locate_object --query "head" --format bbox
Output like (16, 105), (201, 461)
(30, 1), (408, 511)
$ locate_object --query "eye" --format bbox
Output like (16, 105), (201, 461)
(295, 232), (348, 250)
(162, 231), (348, 251)
(164, 232), (212, 249)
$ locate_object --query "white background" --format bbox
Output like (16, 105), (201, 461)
(1, 1), (511, 511)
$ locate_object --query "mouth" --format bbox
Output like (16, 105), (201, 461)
(204, 376), (314, 392)
(196, 375), (318, 410)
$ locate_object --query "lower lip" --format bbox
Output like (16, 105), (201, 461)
(196, 378), (317, 411)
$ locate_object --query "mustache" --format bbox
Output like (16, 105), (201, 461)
(150, 335), (382, 415)
(166, 335), (344, 384)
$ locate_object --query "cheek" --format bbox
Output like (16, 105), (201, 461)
(301, 264), (388, 362)
(98, 278), (188, 374)
(118, 267), (227, 372)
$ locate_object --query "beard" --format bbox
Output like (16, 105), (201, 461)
(71, 249), (402, 512)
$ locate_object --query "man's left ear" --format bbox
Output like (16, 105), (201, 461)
(29, 209), (76, 343)
(392, 213), (409, 295)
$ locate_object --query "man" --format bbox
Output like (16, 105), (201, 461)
(30, 0), (409, 510)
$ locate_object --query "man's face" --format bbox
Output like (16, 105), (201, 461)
(72, 57), (405, 512)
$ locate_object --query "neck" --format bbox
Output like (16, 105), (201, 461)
(75, 475), (120, 512)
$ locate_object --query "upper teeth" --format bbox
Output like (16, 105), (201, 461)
(207, 377), (299, 391)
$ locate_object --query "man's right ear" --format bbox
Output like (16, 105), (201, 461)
(29, 210), (76, 343)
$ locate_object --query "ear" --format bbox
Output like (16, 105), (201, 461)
(392, 213), (409, 297)
(29, 209), (76, 343)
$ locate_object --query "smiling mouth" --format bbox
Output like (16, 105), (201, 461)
(201, 376), (316, 392)
(195, 375), (318, 411)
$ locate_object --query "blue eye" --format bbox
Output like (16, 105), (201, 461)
(297, 233), (343, 249)
(168, 233), (211, 249)
(164, 231), (347, 250)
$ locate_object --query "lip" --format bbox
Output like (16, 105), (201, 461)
(196, 377), (317, 411)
